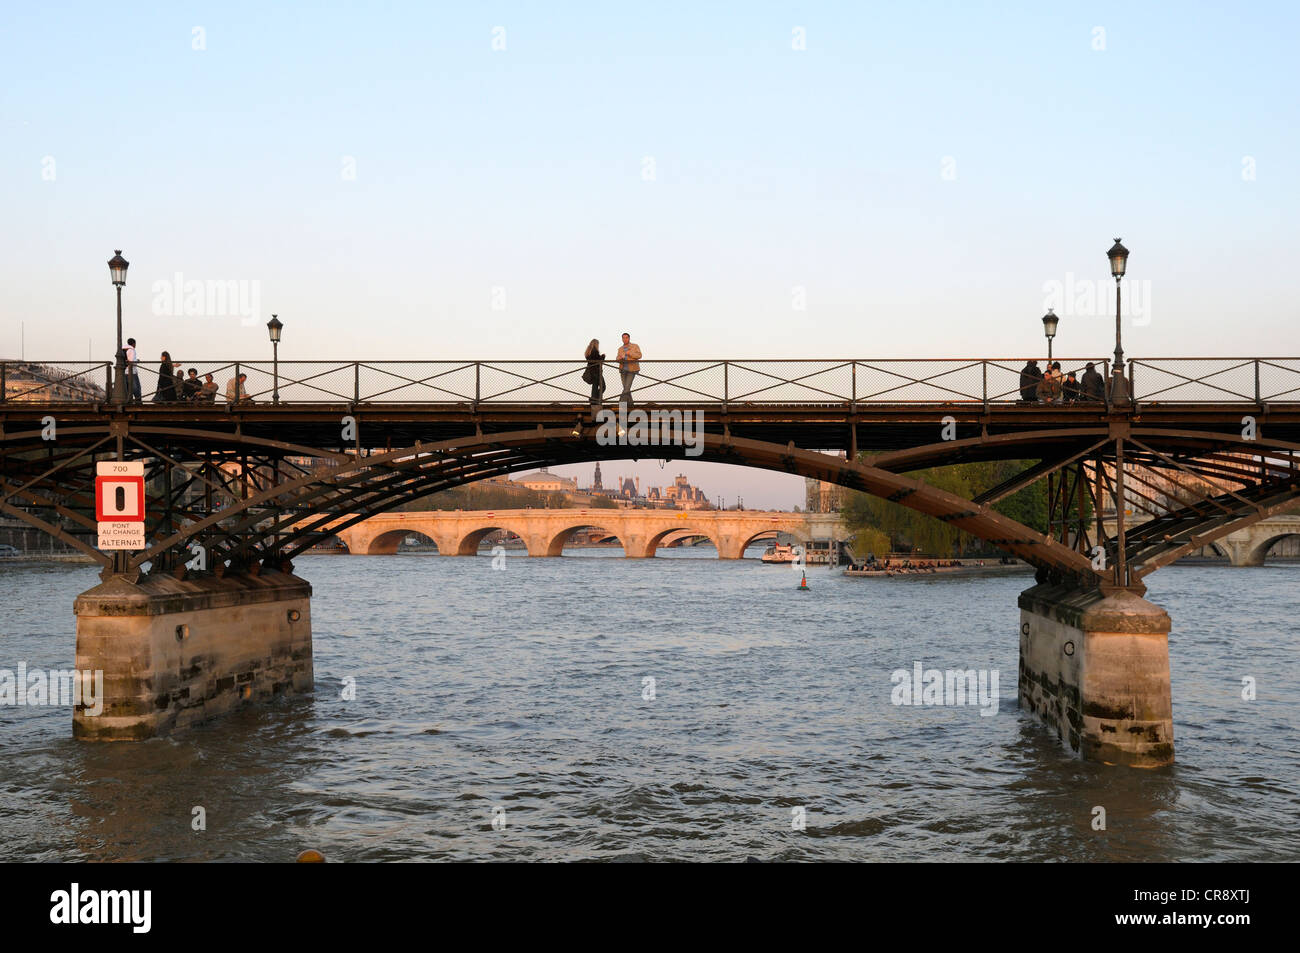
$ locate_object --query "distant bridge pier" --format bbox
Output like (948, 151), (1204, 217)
(1017, 583), (1173, 768)
(72, 570), (313, 740)
(1222, 535), (1267, 567)
(715, 536), (753, 560)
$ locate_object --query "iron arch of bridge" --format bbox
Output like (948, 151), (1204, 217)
(3, 421), (1299, 590)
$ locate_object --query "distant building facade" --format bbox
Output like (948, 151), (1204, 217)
(650, 474), (709, 509)
(1, 361), (106, 402)
(805, 454), (847, 513)
(583, 467), (712, 509)
(513, 467), (577, 494)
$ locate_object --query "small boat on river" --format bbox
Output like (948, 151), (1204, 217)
(761, 543), (799, 564)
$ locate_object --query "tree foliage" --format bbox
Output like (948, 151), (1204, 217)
(841, 458), (1065, 556)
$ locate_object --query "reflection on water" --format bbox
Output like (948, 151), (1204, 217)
(1, 551), (1297, 861)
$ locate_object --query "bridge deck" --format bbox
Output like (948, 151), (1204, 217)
(5, 402), (1300, 456)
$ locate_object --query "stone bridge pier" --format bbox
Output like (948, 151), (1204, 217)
(1017, 583), (1173, 768)
(73, 570), (314, 740)
(1220, 534), (1268, 567)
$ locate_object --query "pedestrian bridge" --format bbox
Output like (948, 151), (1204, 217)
(7, 353), (1300, 764)
(331, 509), (844, 559)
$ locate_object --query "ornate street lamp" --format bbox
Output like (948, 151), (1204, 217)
(1042, 308), (1059, 365)
(1107, 238), (1130, 402)
(266, 314), (283, 404)
(107, 250), (129, 401)
(1107, 238), (1129, 368)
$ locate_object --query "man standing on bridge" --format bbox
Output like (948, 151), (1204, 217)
(617, 332), (641, 405)
(124, 337), (141, 403)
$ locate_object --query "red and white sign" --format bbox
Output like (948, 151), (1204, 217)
(96, 461), (146, 550)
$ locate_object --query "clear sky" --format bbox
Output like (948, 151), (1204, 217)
(4, 2), (1297, 506)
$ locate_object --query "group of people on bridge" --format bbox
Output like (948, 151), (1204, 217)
(113, 331), (1132, 410)
(1018, 359), (1107, 404)
(121, 338), (252, 406)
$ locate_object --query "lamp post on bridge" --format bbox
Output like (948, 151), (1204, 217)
(107, 250), (129, 402)
(267, 314), (283, 404)
(1041, 308), (1058, 366)
(1107, 238), (1130, 403)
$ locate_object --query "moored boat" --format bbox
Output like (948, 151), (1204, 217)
(761, 543), (798, 564)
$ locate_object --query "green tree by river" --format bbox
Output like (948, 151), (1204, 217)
(843, 458), (1069, 557)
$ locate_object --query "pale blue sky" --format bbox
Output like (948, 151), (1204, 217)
(3, 2), (1297, 506)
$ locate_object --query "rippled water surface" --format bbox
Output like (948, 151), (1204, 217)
(1, 550), (1297, 862)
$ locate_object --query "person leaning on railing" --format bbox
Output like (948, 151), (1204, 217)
(616, 332), (641, 404)
(225, 372), (253, 406)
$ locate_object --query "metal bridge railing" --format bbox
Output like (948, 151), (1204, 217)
(3, 358), (1299, 405)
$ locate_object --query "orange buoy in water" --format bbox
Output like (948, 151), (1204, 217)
(797, 572), (809, 590)
(296, 849), (326, 863)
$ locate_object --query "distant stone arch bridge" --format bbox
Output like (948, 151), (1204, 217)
(330, 509), (845, 559)
(1206, 514), (1300, 566)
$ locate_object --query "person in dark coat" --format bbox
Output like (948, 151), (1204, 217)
(154, 351), (175, 402)
(1063, 370), (1080, 403)
(1080, 362), (1105, 402)
(583, 338), (606, 411)
(1019, 360), (1041, 403)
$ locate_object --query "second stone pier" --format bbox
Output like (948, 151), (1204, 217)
(1017, 582), (1174, 767)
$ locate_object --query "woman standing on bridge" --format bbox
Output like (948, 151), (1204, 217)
(154, 351), (176, 402)
(583, 339), (606, 411)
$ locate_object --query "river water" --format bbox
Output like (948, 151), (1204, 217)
(1, 550), (1297, 862)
